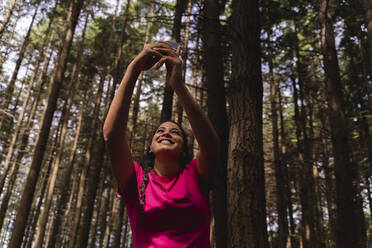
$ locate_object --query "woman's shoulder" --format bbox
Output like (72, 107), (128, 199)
(184, 158), (198, 169)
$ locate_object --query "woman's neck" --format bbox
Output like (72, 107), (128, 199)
(153, 156), (180, 176)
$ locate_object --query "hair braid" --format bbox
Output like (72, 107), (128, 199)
(139, 164), (151, 212)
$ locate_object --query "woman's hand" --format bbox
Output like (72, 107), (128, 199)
(130, 43), (164, 72)
(152, 41), (183, 89)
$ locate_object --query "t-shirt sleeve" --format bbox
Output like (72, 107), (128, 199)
(117, 161), (143, 199)
(185, 158), (210, 195)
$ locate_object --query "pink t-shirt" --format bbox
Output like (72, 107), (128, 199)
(120, 158), (210, 248)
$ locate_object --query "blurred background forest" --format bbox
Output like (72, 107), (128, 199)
(0, 0), (371, 247)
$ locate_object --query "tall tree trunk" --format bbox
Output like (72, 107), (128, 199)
(319, 1), (365, 247)
(0, 10), (20, 73)
(22, 123), (61, 248)
(129, 3), (153, 146)
(289, 23), (324, 247)
(75, 1), (120, 244)
(363, 0), (372, 78)
(265, 11), (289, 247)
(33, 48), (84, 248)
(106, 2), (132, 244)
(103, 189), (117, 248)
(88, 170), (106, 247)
(0, 0), (18, 39)
(77, 134), (107, 248)
(176, 0), (192, 125)
(112, 0), (131, 88)
(0, 13), (55, 189)
(46, 94), (85, 248)
(7, 0), (84, 246)
(67, 75), (105, 248)
(160, 0), (187, 122)
(0, 35), (54, 217)
(202, 1), (228, 248)
(227, 0), (268, 247)
(0, 5), (39, 127)
(112, 200), (126, 248)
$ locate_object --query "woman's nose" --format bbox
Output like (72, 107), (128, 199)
(161, 131), (172, 137)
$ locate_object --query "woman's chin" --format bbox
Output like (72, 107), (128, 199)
(154, 149), (181, 160)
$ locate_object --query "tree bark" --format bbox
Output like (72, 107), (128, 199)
(32, 32), (85, 248)
(227, 0), (268, 247)
(265, 10), (289, 247)
(363, 0), (372, 77)
(23, 123), (61, 248)
(176, 0), (192, 125)
(0, 0), (18, 39)
(103, 189), (117, 248)
(67, 74), (105, 248)
(46, 94), (85, 248)
(160, 0), (187, 122)
(0, 5), (39, 127)
(129, 3), (153, 146)
(0, 10), (55, 191)
(111, 199), (126, 248)
(201, 1), (228, 247)
(7, 0), (84, 246)
(319, 0), (365, 247)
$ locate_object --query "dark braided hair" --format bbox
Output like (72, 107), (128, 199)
(138, 121), (193, 217)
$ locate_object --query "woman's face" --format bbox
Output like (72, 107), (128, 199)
(150, 122), (184, 159)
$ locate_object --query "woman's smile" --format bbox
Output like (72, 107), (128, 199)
(158, 139), (174, 144)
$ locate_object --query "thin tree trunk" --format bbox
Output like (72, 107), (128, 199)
(77, 135), (107, 248)
(89, 170), (107, 247)
(47, 95), (85, 248)
(23, 124), (62, 248)
(74, 0), (120, 244)
(201, 1), (228, 248)
(33, 58), (83, 248)
(112, 0), (131, 87)
(0, 75), (34, 228)
(289, 24), (324, 246)
(176, 0), (192, 125)
(112, 199), (126, 248)
(0, 22), (53, 191)
(0, 17), (55, 187)
(0, 0), (18, 39)
(103, 189), (117, 248)
(265, 8), (289, 247)
(0, 10), (20, 73)
(319, 0), (364, 247)
(129, 3), (153, 146)
(67, 76), (105, 248)
(160, 0), (187, 122)
(363, 0), (372, 79)
(96, 186), (111, 247)
(227, 0), (268, 247)
(277, 87), (298, 248)
(7, 0), (84, 246)
(33, 11), (88, 248)
(0, 5), (39, 127)
(0, 38), (54, 222)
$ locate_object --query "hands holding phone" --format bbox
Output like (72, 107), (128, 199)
(131, 41), (182, 89)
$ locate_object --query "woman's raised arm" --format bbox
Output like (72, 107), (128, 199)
(103, 44), (163, 192)
(153, 42), (220, 183)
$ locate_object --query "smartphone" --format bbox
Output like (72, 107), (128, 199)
(166, 41), (180, 51)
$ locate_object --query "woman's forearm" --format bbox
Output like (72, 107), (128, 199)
(103, 63), (140, 140)
(173, 83), (220, 155)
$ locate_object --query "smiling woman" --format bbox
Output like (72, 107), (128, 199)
(103, 41), (220, 248)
